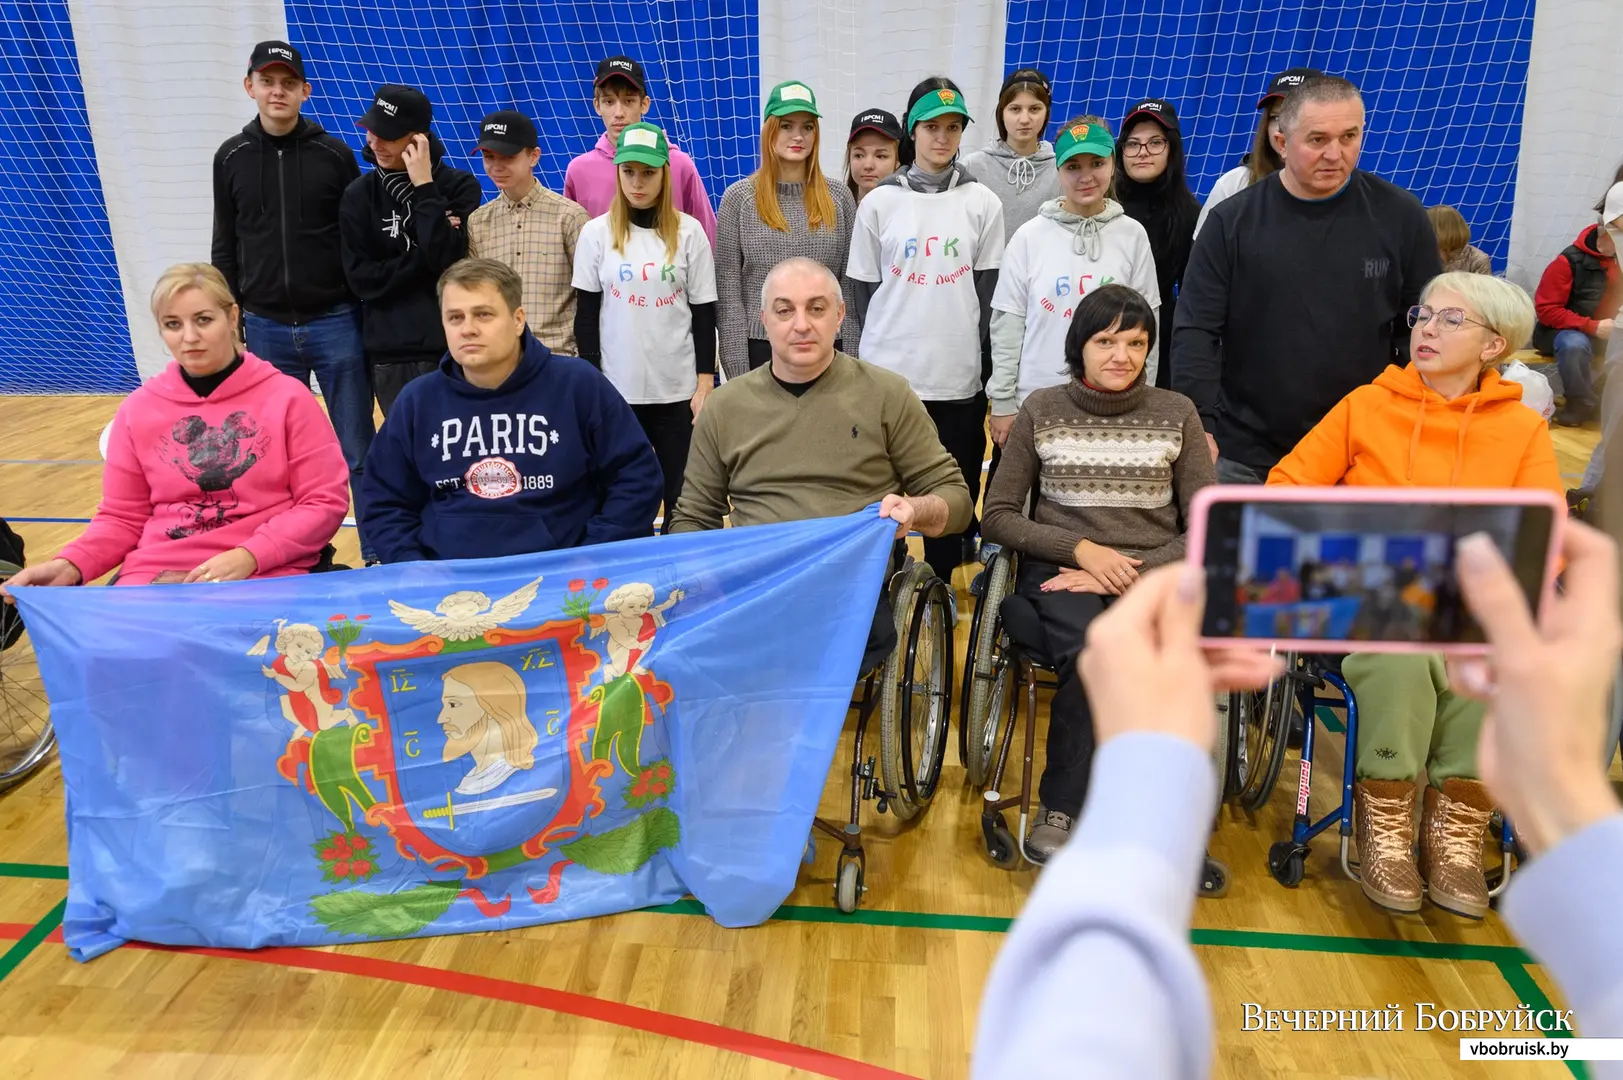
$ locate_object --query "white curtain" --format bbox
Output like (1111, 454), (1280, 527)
(1507, 0), (1623, 290)
(67, 0), (288, 379)
(757, 0), (1008, 184)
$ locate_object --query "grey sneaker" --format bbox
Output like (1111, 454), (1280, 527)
(1024, 804), (1073, 864)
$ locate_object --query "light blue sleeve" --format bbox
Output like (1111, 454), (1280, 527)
(971, 731), (1216, 1080)
(1501, 812), (1623, 1078)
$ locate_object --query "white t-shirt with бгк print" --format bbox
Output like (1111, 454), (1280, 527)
(848, 181), (1005, 401)
(992, 210), (1160, 410)
(573, 212), (717, 405)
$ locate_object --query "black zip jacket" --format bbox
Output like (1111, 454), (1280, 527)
(212, 117), (360, 325)
(339, 134), (483, 363)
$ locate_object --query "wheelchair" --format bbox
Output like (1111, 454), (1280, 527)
(1259, 654), (1623, 899)
(0, 521), (54, 793)
(813, 548), (955, 913)
(961, 544), (1232, 896)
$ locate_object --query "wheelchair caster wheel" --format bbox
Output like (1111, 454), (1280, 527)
(982, 817), (1019, 869)
(835, 858), (863, 914)
(1200, 857), (1230, 899)
(1268, 841), (1307, 887)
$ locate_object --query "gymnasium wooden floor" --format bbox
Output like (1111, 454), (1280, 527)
(0, 393), (1608, 1079)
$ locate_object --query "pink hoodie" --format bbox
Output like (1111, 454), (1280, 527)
(62, 352), (350, 586)
(563, 132), (718, 245)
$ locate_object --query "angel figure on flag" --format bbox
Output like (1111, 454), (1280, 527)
(251, 621), (357, 734)
(592, 583), (684, 680)
(388, 575), (545, 647)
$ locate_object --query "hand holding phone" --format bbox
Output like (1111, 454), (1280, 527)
(1186, 486), (1564, 654)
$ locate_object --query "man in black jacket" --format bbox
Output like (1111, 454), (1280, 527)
(340, 84), (483, 415)
(212, 41), (373, 538)
(1172, 75), (1443, 482)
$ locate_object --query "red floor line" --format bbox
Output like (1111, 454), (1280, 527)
(0, 924), (920, 1080)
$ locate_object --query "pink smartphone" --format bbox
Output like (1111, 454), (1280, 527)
(1186, 485), (1566, 655)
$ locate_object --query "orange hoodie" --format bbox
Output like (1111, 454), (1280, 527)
(1267, 364), (1563, 495)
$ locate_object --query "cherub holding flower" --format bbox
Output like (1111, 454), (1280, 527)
(591, 583), (684, 680)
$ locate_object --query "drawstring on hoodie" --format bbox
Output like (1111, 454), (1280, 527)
(1404, 378), (1482, 485)
(1005, 154), (1037, 192)
(1038, 196), (1125, 260)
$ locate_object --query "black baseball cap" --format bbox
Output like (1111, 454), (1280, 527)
(848, 108), (903, 143)
(248, 41), (305, 81)
(1258, 67), (1324, 108)
(999, 67), (1051, 96)
(476, 110), (538, 154)
(357, 84), (432, 141)
(1122, 98), (1180, 134)
(595, 56), (647, 94)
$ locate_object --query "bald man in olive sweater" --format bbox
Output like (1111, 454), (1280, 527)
(668, 257), (972, 668)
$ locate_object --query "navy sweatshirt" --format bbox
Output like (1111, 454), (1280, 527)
(357, 332), (663, 562)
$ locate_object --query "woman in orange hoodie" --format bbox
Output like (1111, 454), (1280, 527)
(1269, 271), (1560, 921)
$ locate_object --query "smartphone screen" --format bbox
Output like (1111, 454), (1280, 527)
(1199, 496), (1556, 646)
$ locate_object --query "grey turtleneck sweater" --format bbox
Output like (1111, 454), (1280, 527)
(713, 175), (859, 380)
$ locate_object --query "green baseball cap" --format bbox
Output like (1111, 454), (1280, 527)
(763, 80), (821, 120)
(614, 122), (670, 167)
(1055, 119), (1115, 165)
(906, 87), (973, 131)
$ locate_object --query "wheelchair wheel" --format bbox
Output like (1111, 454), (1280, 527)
(1231, 654), (1297, 813)
(880, 561), (953, 821)
(961, 547), (1013, 788)
(0, 559), (54, 793)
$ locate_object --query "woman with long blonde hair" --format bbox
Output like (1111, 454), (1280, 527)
(572, 122), (717, 533)
(714, 80), (859, 378)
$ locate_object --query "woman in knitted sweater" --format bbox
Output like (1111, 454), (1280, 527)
(714, 80), (858, 379)
(982, 284), (1215, 862)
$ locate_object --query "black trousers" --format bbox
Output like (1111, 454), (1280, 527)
(746, 337), (844, 372)
(371, 357), (439, 416)
(632, 401), (692, 534)
(1017, 559), (1111, 818)
(922, 395), (986, 576)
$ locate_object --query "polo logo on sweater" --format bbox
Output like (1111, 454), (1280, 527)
(851, 426), (859, 439)
(159, 411), (269, 539)
(1364, 257), (1391, 280)
(465, 456), (523, 499)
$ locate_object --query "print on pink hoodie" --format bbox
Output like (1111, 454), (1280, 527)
(61, 352), (350, 586)
(563, 132), (718, 246)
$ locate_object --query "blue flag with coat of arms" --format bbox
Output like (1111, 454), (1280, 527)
(12, 511), (895, 960)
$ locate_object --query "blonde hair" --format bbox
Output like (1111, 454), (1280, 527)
(150, 262), (236, 322)
(755, 115), (838, 233)
(443, 661), (538, 770)
(1420, 271), (1535, 368)
(1427, 205), (1471, 261)
(610, 162), (681, 262)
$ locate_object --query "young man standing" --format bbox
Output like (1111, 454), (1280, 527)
(340, 84), (483, 416)
(467, 110), (590, 355)
(562, 56), (717, 244)
(357, 258), (663, 563)
(212, 42), (372, 538)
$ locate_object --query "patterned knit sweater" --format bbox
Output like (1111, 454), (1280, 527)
(714, 176), (860, 379)
(982, 374), (1215, 569)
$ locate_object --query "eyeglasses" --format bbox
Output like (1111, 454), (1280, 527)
(1406, 305), (1492, 332)
(1122, 137), (1168, 156)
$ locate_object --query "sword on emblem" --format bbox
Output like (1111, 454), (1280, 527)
(423, 787), (558, 830)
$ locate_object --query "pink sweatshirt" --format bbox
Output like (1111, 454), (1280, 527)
(62, 353), (350, 586)
(563, 132), (717, 245)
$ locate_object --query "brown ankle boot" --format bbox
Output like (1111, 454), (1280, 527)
(1422, 778), (1494, 919)
(1354, 779), (1423, 913)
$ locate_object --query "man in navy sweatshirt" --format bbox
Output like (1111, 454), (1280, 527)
(357, 258), (663, 563)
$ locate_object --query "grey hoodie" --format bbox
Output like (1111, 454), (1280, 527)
(1038, 195), (1126, 258)
(961, 139), (1059, 236)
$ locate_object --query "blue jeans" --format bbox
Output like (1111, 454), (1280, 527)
(245, 305), (375, 559)
(1555, 329), (1598, 410)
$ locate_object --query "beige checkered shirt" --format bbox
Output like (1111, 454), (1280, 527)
(467, 182), (589, 354)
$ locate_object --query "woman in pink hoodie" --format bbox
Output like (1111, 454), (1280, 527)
(5, 263), (349, 589)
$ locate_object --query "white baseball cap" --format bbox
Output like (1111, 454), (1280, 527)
(1604, 181), (1623, 227)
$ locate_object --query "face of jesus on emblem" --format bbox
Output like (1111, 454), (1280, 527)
(436, 662), (540, 796)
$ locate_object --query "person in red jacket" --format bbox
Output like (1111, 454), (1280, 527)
(1533, 222), (1621, 426)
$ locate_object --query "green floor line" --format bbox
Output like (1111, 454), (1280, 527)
(0, 899), (64, 984)
(0, 860), (1538, 966)
(1316, 705), (1346, 735)
(1496, 960), (1586, 1080)
(0, 863), (68, 880)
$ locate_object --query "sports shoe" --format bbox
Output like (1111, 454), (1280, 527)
(1024, 804), (1073, 864)
(1354, 779), (1423, 913)
(1421, 778), (1494, 919)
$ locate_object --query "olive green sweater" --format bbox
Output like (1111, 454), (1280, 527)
(667, 351), (973, 534)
